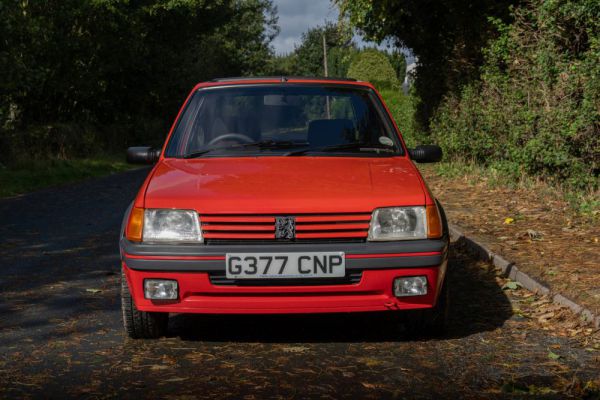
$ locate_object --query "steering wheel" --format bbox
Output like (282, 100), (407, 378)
(207, 133), (255, 146)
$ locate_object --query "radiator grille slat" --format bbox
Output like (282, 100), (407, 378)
(296, 223), (370, 231)
(203, 232), (275, 239)
(295, 215), (371, 222)
(203, 224), (275, 232)
(295, 231), (367, 239)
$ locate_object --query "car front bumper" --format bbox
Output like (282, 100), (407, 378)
(120, 238), (449, 314)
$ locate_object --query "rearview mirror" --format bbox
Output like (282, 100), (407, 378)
(127, 147), (161, 164)
(408, 145), (443, 163)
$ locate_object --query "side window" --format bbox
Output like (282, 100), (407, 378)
(165, 93), (203, 156)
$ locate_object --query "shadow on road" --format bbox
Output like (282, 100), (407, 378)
(0, 163), (512, 346)
(170, 242), (513, 343)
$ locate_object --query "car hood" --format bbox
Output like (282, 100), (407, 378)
(144, 157), (426, 214)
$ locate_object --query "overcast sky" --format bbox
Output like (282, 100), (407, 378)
(271, 0), (396, 54)
(270, 0), (415, 63)
(271, 0), (339, 54)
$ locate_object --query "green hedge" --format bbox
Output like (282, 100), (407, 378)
(379, 89), (419, 147)
(347, 49), (400, 90)
(430, 0), (599, 192)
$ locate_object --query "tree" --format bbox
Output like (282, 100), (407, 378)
(0, 0), (278, 162)
(292, 22), (356, 77)
(264, 53), (298, 76)
(347, 49), (400, 89)
(387, 50), (407, 83)
(337, 0), (516, 131)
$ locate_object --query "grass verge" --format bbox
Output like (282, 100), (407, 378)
(0, 155), (135, 198)
(427, 160), (599, 222)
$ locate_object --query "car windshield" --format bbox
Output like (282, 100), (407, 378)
(165, 84), (404, 158)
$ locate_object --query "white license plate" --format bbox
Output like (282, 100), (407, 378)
(225, 252), (345, 279)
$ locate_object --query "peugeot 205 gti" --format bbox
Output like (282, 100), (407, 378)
(121, 77), (448, 339)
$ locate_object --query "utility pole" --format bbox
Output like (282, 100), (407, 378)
(323, 34), (331, 119)
(322, 34), (329, 77)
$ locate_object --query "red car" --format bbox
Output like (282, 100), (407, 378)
(121, 77), (448, 339)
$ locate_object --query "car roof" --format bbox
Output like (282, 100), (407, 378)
(193, 76), (375, 90)
(210, 76), (357, 83)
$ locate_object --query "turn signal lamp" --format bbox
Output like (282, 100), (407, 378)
(126, 207), (144, 242)
(426, 204), (442, 239)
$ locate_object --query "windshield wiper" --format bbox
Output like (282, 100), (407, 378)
(231, 140), (308, 149)
(183, 148), (220, 158)
(286, 142), (396, 156)
(183, 140), (309, 159)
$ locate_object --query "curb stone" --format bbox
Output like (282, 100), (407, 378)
(448, 224), (600, 329)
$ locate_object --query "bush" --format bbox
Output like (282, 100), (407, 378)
(347, 49), (400, 90)
(379, 89), (422, 148)
(0, 0), (277, 165)
(430, 0), (599, 192)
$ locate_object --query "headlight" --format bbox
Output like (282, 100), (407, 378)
(143, 209), (202, 242)
(368, 207), (427, 241)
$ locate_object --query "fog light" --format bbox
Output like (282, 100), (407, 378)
(144, 279), (178, 300)
(393, 276), (428, 297)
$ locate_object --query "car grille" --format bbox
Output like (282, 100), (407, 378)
(208, 271), (363, 286)
(200, 213), (371, 241)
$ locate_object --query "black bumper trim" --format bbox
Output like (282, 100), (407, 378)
(120, 237), (447, 258)
(122, 254), (444, 272)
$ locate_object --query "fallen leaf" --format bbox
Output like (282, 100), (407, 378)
(526, 229), (543, 240)
(538, 312), (555, 323)
(361, 382), (377, 389)
(164, 377), (188, 382)
(547, 351), (561, 360)
(281, 346), (309, 353)
(504, 217), (515, 224)
(503, 281), (522, 290)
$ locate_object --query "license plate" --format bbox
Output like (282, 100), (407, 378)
(225, 252), (345, 279)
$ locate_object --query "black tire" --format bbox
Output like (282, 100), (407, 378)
(121, 269), (169, 339)
(403, 278), (449, 338)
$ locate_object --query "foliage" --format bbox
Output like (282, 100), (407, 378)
(347, 49), (400, 90)
(265, 53), (298, 76)
(265, 22), (357, 78)
(379, 89), (419, 147)
(0, 0), (277, 165)
(386, 50), (407, 82)
(430, 0), (599, 192)
(294, 22), (353, 77)
(337, 0), (516, 131)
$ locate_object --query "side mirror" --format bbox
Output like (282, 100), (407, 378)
(408, 145), (443, 163)
(126, 146), (161, 164)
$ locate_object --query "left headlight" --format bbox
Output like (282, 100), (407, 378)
(143, 209), (203, 242)
(368, 206), (427, 241)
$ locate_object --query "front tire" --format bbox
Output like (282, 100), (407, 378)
(404, 279), (449, 338)
(121, 269), (169, 339)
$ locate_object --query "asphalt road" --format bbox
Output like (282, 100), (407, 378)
(0, 169), (598, 399)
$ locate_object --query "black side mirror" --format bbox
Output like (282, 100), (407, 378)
(408, 145), (443, 163)
(127, 147), (161, 164)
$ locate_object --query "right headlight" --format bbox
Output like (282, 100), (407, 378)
(368, 206), (427, 241)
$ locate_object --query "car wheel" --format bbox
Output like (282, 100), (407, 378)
(121, 269), (168, 339)
(404, 278), (449, 338)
